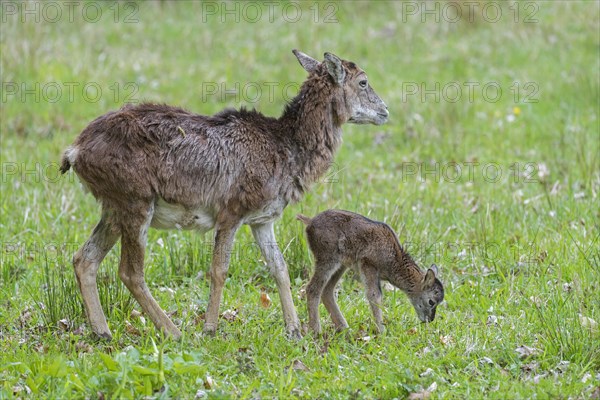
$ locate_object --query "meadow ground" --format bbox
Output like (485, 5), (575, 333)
(1, 1), (599, 398)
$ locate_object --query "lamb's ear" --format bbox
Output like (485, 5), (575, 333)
(324, 52), (346, 84)
(430, 263), (439, 276)
(293, 49), (319, 73)
(423, 268), (436, 289)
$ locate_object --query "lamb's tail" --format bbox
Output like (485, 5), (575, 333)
(296, 214), (312, 226)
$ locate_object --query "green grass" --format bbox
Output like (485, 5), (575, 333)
(1, 1), (599, 398)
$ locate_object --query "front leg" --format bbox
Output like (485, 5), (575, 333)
(360, 263), (385, 334)
(204, 216), (241, 336)
(251, 222), (301, 339)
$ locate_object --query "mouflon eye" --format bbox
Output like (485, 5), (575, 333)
(428, 299), (435, 306)
(359, 80), (368, 88)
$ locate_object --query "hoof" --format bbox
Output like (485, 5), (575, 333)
(287, 328), (303, 340)
(161, 328), (183, 341)
(203, 325), (217, 337)
(307, 323), (321, 336)
(375, 324), (386, 335)
(94, 331), (113, 341)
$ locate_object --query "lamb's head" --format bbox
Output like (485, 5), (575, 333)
(293, 49), (389, 125)
(409, 264), (445, 323)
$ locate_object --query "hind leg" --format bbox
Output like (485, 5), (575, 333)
(321, 267), (348, 332)
(306, 259), (342, 334)
(117, 202), (182, 339)
(74, 209), (120, 339)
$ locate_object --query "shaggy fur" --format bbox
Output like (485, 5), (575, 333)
(61, 50), (388, 340)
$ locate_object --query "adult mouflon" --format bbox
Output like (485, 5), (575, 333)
(61, 50), (388, 340)
(298, 210), (444, 334)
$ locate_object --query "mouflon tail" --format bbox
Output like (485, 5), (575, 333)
(59, 146), (78, 174)
(60, 153), (71, 174)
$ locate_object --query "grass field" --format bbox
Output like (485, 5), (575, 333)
(1, 1), (599, 398)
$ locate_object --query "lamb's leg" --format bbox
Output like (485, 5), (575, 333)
(118, 202), (181, 339)
(73, 210), (120, 339)
(360, 263), (385, 333)
(321, 267), (349, 332)
(251, 222), (301, 338)
(203, 216), (241, 336)
(306, 259), (342, 334)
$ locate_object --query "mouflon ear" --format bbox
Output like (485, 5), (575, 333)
(323, 52), (346, 84)
(430, 263), (439, 276)
(423, 268), (436, 289)
(293, 49), (320, 73)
